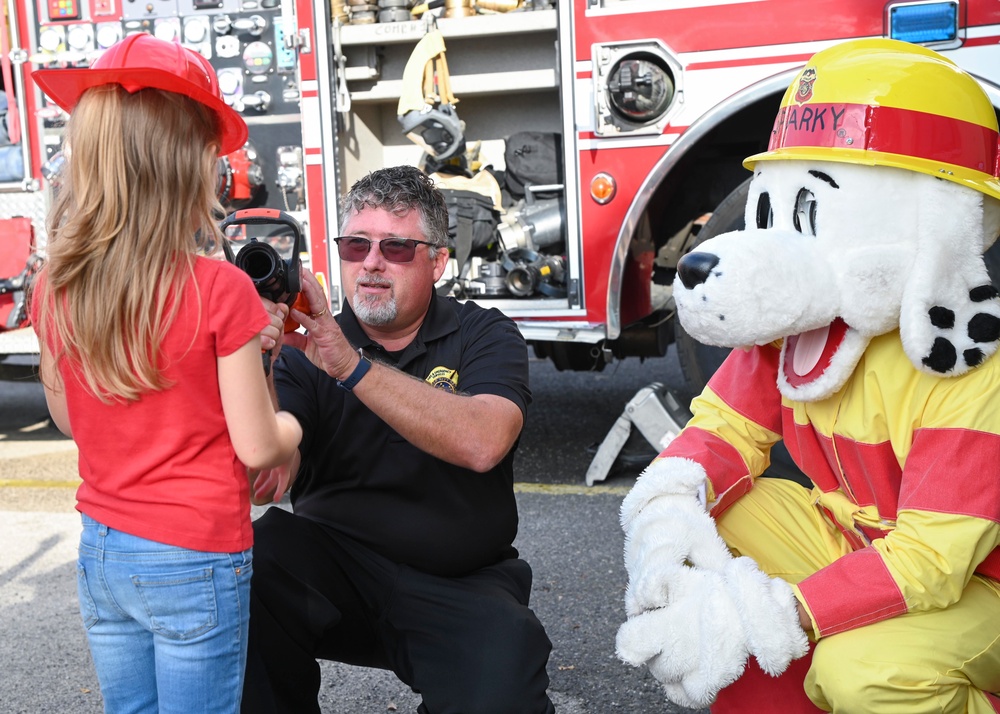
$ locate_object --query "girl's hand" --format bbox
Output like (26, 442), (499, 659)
(250, 463), (292, 505)
(260, 299), (290, 352)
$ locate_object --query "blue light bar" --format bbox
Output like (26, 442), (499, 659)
(889, 2), (959, 44)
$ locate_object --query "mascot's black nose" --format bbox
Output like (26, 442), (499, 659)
(677, 252), (720, 289)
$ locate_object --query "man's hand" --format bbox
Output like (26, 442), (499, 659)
(289, 271), (359, 380)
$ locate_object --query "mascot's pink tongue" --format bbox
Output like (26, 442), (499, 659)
(791, 324), (830, 376)
(784, 318), (848, 387)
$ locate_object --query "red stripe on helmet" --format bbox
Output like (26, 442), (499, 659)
(767, 102), (1000, 178)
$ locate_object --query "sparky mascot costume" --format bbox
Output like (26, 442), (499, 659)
(616, 39), (1000, 713)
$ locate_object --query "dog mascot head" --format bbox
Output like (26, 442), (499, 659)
(673, 38), (1000, 402)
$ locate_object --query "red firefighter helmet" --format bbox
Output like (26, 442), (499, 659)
(745, 38), (1000, 201)
(32, 33), (247, 156)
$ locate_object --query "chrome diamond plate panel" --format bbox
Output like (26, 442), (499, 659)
(0, 326), (39, 355)
(0, 190), (50, 248)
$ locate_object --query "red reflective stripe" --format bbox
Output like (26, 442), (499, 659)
(830, 436), (902, 518)
(768, 102), (1000, 177)
(797, 547), (907, 637)
(902, 427), (1000, 522)
(707, 345), (784, 433)
(783, 420), (841, 492)
(979, 548), (1000, 584)
(667, 426), (753, 515)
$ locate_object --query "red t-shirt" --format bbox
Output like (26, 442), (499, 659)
(33, 257), (269, 552)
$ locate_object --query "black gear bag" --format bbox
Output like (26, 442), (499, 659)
(503, 132), (563, 200)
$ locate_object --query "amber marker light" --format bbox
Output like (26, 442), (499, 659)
(590, 172), (616, 204)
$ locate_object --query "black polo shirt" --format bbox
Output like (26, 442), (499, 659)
(274, 292), (532, 577)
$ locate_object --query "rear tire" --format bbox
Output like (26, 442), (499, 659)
(675, 178), (750, 399)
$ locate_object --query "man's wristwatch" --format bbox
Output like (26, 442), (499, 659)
(336, 347), (372, 391)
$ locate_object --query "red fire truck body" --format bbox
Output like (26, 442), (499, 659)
(2, 0), (999, 400)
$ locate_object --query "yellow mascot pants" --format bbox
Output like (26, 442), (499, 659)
(715, 478), (1000, 714)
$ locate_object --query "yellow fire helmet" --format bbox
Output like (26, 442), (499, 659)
(744, 38), (1000, 201)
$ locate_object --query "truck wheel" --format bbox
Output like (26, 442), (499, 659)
(674, 177), (808, 485)
(674, 178), (750, 399)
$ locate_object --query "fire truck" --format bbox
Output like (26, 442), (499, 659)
(2, 0), (1000, 473)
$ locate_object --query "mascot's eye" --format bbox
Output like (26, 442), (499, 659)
(755, 192), (773, 229)
(793, 188), (817, 236)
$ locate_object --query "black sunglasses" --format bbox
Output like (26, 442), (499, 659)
(334, 236), (437, 263)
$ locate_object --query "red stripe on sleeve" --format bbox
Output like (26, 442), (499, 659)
(707, 345), (784, 433)
(797, 547), (907, 637)
(901, 428), (1000, 522)
(667, 426), (753, 515)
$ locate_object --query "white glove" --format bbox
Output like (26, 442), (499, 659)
(723, 556), (810, 676)
(617, 458), (810, 708)
(621, 457), (731, 615)
(616, 567), (748, 710)
(616, 557), (809, 708)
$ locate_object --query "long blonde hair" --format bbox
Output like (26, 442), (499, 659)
(34, 85), (226, 401)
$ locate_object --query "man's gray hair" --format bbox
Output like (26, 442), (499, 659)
(340, 166), (451, 250)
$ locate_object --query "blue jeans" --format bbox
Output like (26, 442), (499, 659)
(77, 514), (252, 714)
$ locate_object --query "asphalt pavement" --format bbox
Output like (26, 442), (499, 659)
(0, 352), (707, 714)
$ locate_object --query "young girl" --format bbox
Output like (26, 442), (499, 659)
(30, 35), (302, 713)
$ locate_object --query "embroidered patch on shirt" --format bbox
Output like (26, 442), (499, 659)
(426, 366), (458, 393)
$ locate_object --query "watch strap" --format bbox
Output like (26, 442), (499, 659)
(336, 348), (372, 391)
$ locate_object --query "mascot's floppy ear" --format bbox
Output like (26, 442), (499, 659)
(901, 180), (1000, 375)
